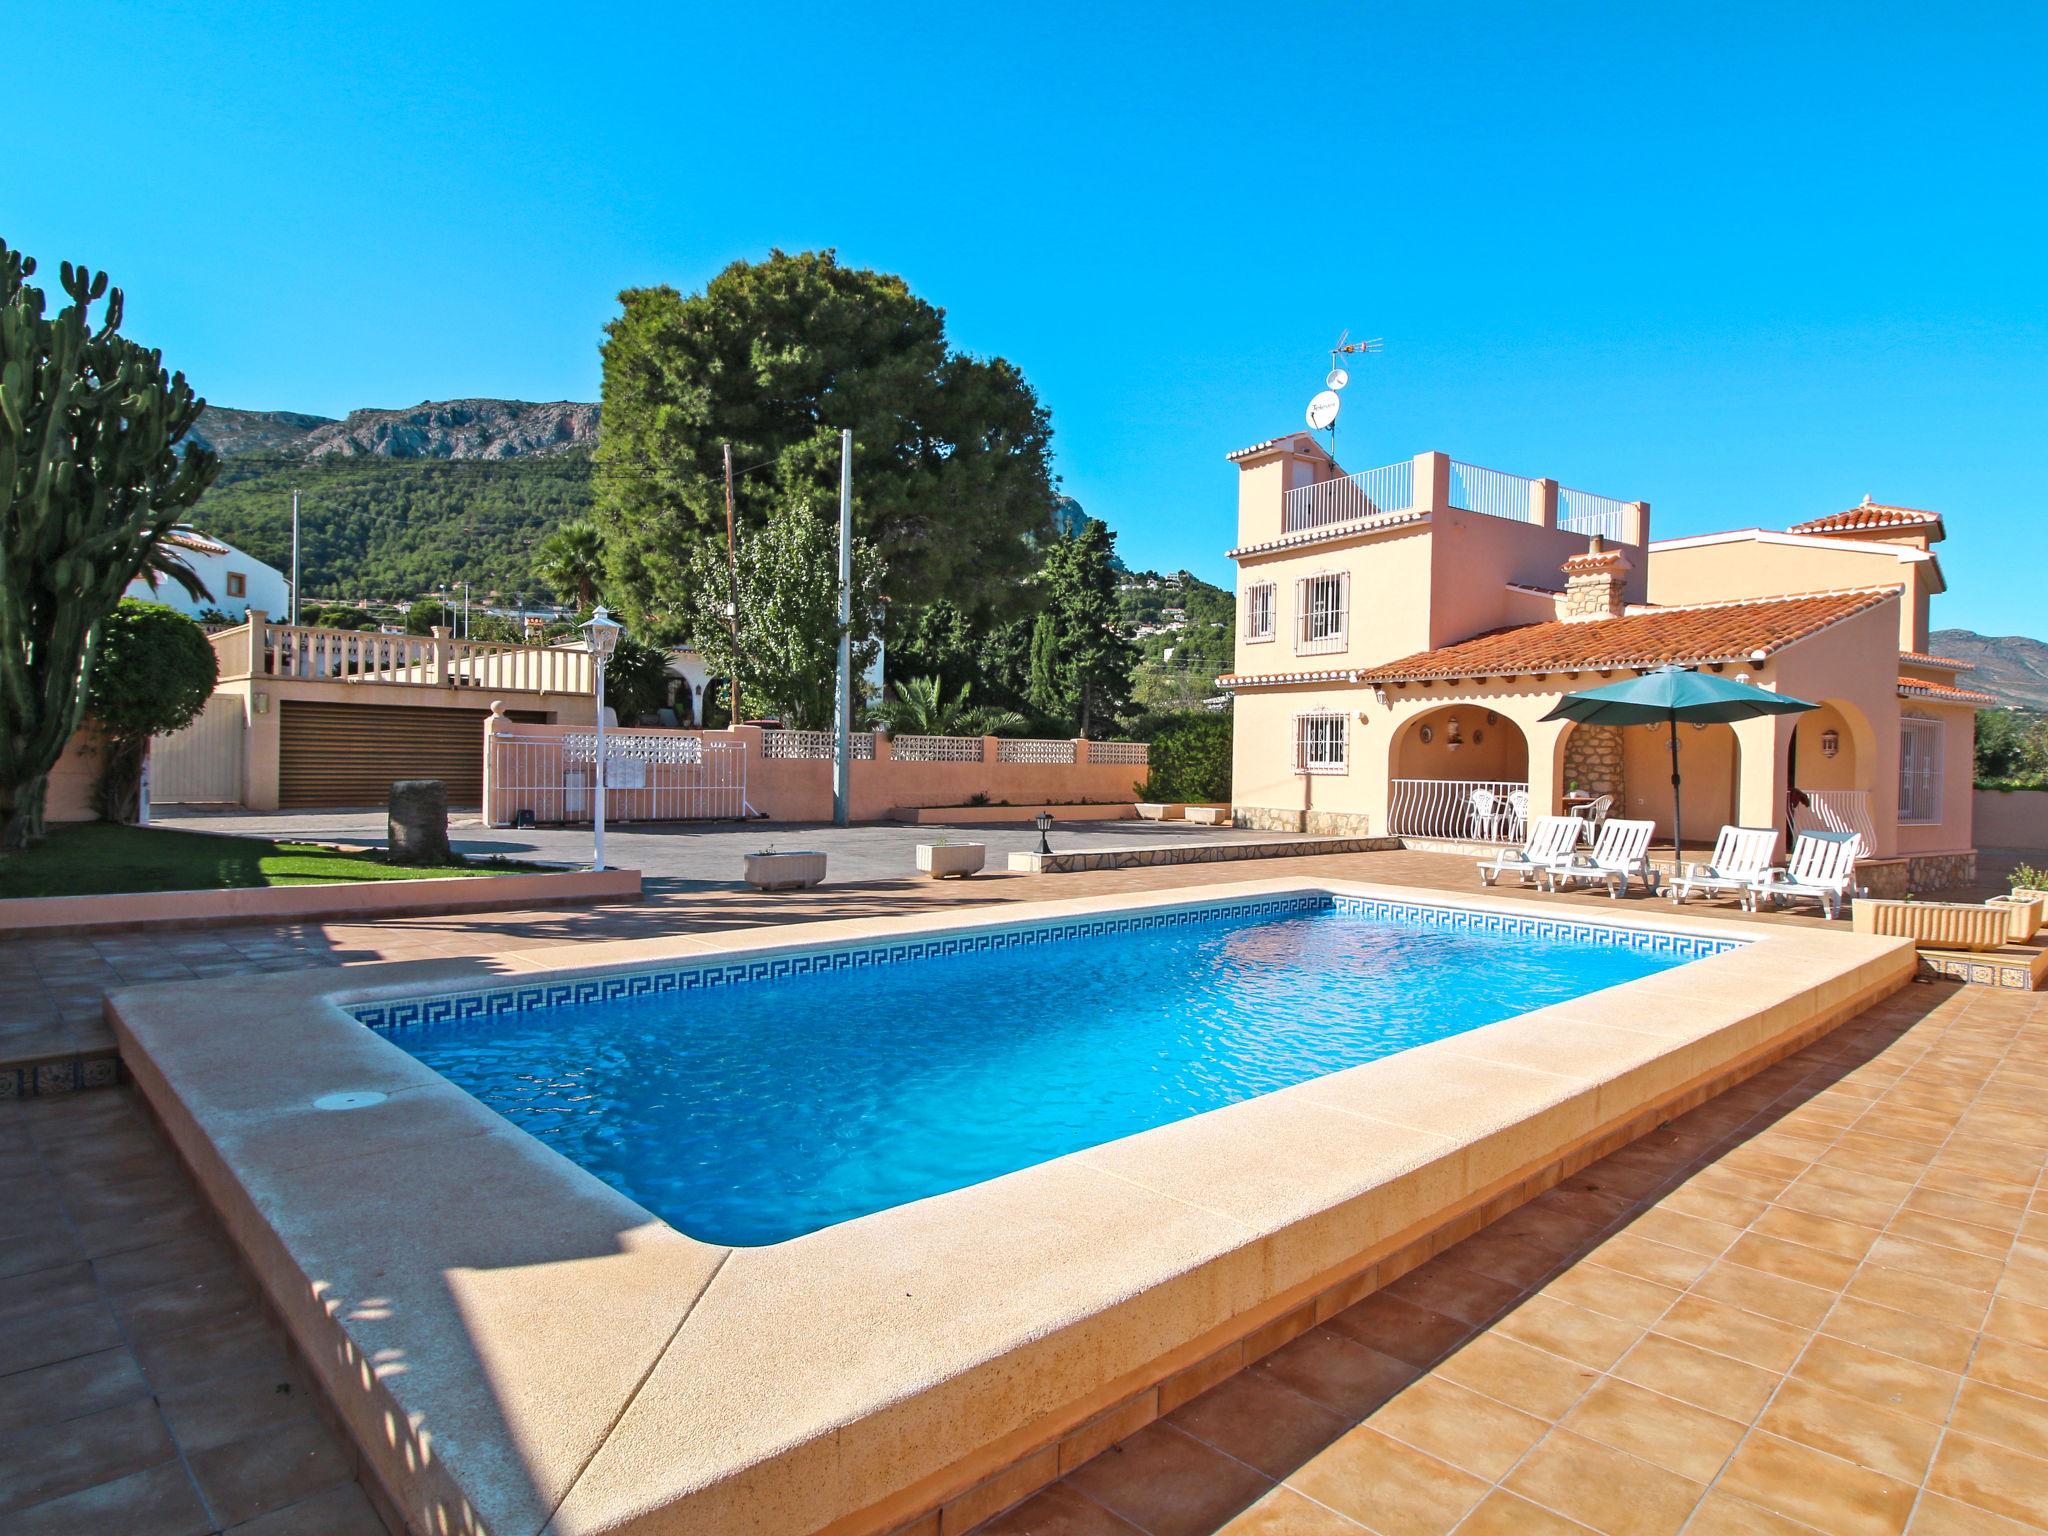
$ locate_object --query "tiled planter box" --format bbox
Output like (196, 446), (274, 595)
(1992, 890), (2046, 942)
(742, 851), (827, 891)
(915, 843), (986, 879)
(1853, 898), (2011, 952)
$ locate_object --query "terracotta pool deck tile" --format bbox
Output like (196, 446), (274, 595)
(1924, 1432), (2048, 1531)
(1557, 1376), (1747, 1483)
(185, 1412), (356, 1529)
(1452, 1489), (1600, 1535)
(1750, 1203), (1885, 1260)
(1715, 1432), (1919, 1536)
(1251, 1328), (1420, 1420)
(1754, 1375), (1943, 1483)
(1846, 1266), (1996, 1331)
(1822, 1295), (1980, 1374)
(1284, 1423), (1490, 1535)
(1888, 1209), (2023, 1261)
(1648, 1292), (1810, 1373)
(1721, 1230), (1864, 1293)
(1790, 1333), (1964, 1425)
(1378, 1257), (1528, 1328)
(1539, 1259), (1684, 1327)
(1982, 1295), (2048, 1349)
(977, 1480), (1147, 1536)
(1687, 1257), (1840, 1330)
(5, 1458), (215, 1536)
(1963, 1333), (2048, 1398)
(1212, 1485), (1367, 1534)
(1491, 1293), (1646, 1373)
(1317, 1291), (1471, 1370)
(1348, 1374), (1549, 1481)
(1682, 1490), (1825, 1535)
(0, 1395), (179, 1515)
(1503, 1427), (1704, 1536)
(1429, 1330), (1598, 1423)
(1906, 1492), (2047, 1536)
(1611, 1332), (1782, 1421)
(1584, 1230), (1717, 1290)
(212, 1480), (394, 1536)
(1866, 1234), (2011, 1295)
(1948, 1378), (2048, 1461)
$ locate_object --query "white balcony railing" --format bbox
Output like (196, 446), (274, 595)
(1558, 487), (1630, 541)
(1281, 460), (1414, 533)
(1389, 779), (1531, 841)
(1447, 461), (1537, 524)
(235, 620), (596, 695)
(1793, 788), (1876, 858)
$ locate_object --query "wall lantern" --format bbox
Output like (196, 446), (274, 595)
(1445, 715), (1464, 752)
(1692, 720), (1708, 731)
(1821, 729), (1841, 759)
(1374, 687), (1391, 709)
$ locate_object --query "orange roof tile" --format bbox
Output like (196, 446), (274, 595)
(1897, 675), (1997, 706)
(1788, 501), (1944, 536)
(163, 528), (230, 557)
(1224, 434), (1328, 463)
(1229, 508), (1431, 559)
(1357, 588), (1899, 683)
(1900, 649), (1974, 671)
(1216, 667), (1363, 689)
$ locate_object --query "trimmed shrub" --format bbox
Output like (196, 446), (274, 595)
(1136, 711), (1232, 802)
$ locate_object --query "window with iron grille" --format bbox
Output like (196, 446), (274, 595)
(1897, 718), (1943, 823)
(1294, 711), (1348, 774)
(1294, 572), (1348, 655)
(1243, 582), (1275, 642)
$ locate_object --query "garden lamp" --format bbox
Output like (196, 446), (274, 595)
(1035, 811), (1054, 856)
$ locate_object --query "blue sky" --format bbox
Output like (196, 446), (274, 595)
(8, 2), (2045, 634)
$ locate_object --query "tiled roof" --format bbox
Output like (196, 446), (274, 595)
(1215, 668), (1363, 689)
(1900, 650), (1974, 671)
(1357, 587), (1900, 684)
(1229, 508), (1431, 559)
(163, 529), (229, 557)
(1224, 434), (1328, 463)
(1897, 675), (1997, 706)
(1788, 501), (1943, 536)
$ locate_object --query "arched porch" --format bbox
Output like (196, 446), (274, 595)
(1386, 705), (1531, 840)
(1788, 698), (1879, 853)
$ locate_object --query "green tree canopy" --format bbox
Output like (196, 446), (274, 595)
(677, 501), (884, 730)
(1, 239), (218, 847)
(532, 519), (607, 608)
(593, 249), (1056, 633)
(1026, 519), (1137, 738)
(85, 600), (218, 819)
(872, 675), (1028, 738)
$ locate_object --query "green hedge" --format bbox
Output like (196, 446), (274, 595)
(1135, 711), (1232, 802)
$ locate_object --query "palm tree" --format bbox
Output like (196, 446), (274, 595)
(132, 533), (212, 606)
(532, 521), (607, 609)
(873, 675), (1028, 737)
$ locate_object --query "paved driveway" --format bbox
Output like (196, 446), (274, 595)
(149, 808), (1305, 887)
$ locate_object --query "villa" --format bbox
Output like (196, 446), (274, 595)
(124, 526), (291, 620)
(1220, 444), (1992, 894)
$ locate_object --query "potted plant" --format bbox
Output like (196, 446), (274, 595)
(915, 834), (986, 879)
(742, 843), (828, 891)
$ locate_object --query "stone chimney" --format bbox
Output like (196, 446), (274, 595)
(1560, 536), (1632, 621)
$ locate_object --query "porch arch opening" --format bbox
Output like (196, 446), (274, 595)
(1790, 698), (1878, 852)
(1387, 704), (1530, 840)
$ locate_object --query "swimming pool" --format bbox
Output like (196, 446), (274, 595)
(355, 894), (1734, 1245)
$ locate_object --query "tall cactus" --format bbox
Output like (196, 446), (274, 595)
(0, 239), (219, 849)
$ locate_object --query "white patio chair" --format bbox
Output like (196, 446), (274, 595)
(1478, 815), (1582, 887)
(1569, 793), (1614, 846)
(1466, 788), (1507, 841)
(1667, 826), (1779, 904)
(1743, 830), (1861, 920)
(1547, 817), (1657, 899)
(1507, 789), (1530, 842)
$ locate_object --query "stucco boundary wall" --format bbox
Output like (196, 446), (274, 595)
(0, 867), (642, 939)
(482, 717), (1149, 825)
(107, 880), (1912, 1536)
(1975, 788), (2048, 854)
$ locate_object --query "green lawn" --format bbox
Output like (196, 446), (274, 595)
(0, 822), (547, 900)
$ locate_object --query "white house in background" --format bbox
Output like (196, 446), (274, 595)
(126, 528), (291, 621)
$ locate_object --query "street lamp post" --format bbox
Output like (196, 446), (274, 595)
(580, 606), (622, 871)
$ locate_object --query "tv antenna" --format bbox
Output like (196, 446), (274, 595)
(1305, 331), (1381, 449)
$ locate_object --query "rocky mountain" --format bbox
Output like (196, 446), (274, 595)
(191, 398), (598, 461)
(1930, 629), (2048, 712)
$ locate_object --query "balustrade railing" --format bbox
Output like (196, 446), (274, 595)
(1793, 788), (1876, 858)
(1280, 460), (1414, 534)
(1447, 461), (1538, 525)
(227, 617), (596, 694)
(1558, 487), (1630, 541)
(1388, 778), (1532, 841)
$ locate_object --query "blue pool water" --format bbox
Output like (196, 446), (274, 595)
(371, 900), (1706, 1245)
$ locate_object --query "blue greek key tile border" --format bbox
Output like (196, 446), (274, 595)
(347, 892), (1740, 1036)
(0, 1053), (121, 1100)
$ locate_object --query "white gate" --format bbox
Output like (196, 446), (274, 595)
(150, 695), (246, 804)
(489, 731), (748, 824)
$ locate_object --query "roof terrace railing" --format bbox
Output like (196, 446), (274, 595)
(1558, 486), (1631, 541)
(1447, 460), (1536, 524)
(1280, 459), (1414, 533)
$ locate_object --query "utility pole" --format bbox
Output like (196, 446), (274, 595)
(289, 488), (300, 625)
(833, 429), (853, 827)
(461, 581), (470, 640)
(723, 440), (742, 726)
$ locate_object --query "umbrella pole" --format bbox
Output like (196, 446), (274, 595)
(1668, 705), (1682, 872)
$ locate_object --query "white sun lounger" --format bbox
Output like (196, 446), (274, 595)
(1744, 830), (1861, 920)
(1546, 817), (1657, 899)
(1478, 816), (1582, 887)
(1667, 825), (1780, 905)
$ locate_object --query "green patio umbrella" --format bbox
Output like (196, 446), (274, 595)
(1539, 665), (1817, 861)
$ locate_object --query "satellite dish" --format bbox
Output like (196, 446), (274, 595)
(1306, 390), (1341, 431)
(1326, 368), (1349, 390)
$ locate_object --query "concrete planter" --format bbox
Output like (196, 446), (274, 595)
(1183, 804), (1232, 826)
(1133, 803), (1183, 821)
(1852, 898), (2011, 952)
(915, 843), (986, 880)
(742, 851), (826, 891)
(1992, 890), (2046, 942)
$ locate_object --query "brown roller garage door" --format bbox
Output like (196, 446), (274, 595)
(277, 701), (543, 808)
